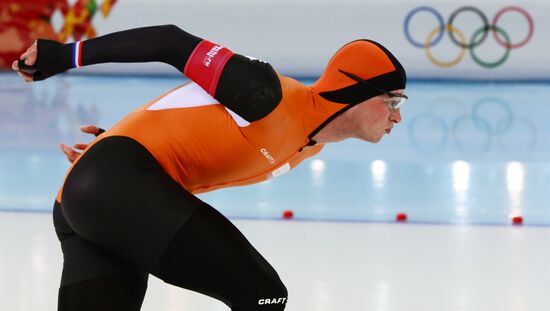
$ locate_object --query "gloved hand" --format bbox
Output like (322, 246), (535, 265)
(12, 39), (73, 82)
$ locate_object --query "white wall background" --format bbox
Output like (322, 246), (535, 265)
(71, 0), (549, 80)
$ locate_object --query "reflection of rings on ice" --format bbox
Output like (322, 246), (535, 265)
(496, 116), (538, 156)
(410, 96), (467, 155)
(471, 97), (514, 135)
(408, 113), (449, 155)
(452, 114), (492, 156)
(409, 96), (538, 157)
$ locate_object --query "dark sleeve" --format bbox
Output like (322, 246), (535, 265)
(20, 25), (201, 79)
(21, 24), (281, 121)
(214, 55), (282, 122)
(78, 24), (202, 70)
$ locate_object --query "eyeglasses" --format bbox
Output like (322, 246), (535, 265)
(338, 69), (408, 110)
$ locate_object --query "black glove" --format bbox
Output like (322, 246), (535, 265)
(17, 39), (74, 81)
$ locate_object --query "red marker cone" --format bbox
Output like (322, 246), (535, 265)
(512, 216), (523, 225)
(396, 212), (408, 222)
(282, 210), (294, 220)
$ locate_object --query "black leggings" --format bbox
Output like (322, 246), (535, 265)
(54, 136), (287, 311)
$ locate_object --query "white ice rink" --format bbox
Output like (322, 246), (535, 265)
(2, 212), (550, 311)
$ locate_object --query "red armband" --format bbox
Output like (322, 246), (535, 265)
(183, 40), (234, 96)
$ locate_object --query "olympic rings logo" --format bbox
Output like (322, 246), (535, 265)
(404, 6), (535, 68)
